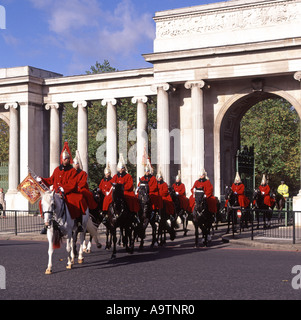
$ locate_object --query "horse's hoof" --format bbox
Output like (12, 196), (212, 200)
(78, 259), (84, 264)
(111, 254), (116, 259)
(66, 264), (72, 270)
(86, 250), (91, 254)
(45, 269), (52, 275)
(97, 243), (102, 249)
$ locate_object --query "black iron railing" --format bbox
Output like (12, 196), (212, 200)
(0, 210), (43, 235)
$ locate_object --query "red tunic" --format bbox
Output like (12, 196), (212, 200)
(158, 181), (175, 215)
(42, 165), (87, 219)
(76, 169), (98, 210)
(112, 172), (140, 212)
(172, 182), (191, 212)
(99, 177), (113, 211)
(231, 183), (250, 208)
(138, 175), (163, 210)
(189, 179), (217, 214)
(259, 184), (275, 207)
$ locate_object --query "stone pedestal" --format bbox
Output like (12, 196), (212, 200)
(293, 193), (301, 227)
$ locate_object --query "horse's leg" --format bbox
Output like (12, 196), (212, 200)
(45, 228), (54, 275)
(105, 227), (111, 250)
(111, 229), (117, 259)
(77, 230), (85, 264)
(194, 222), (199, 248)
(66, 231), (73, 269)
(226, 210), (231, 234)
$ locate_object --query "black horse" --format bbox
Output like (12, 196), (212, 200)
(270, 188), (286, 222)
(224, 186), (250, 234)
(157, 197), (177, 246)
(192, 187), (214, 247)
(104, 183), (136, 259)
(136, 179), (158, 249)
(252, 188), (273, 229)
(224, 186), (240, 234)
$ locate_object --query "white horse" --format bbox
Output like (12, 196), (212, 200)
(41, 190), (89, 275)
(83, 217), (103, 253)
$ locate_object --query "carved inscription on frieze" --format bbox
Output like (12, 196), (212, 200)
(156, 2), (298, 39)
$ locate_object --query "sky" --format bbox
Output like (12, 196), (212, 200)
(0, 0), (227, 76)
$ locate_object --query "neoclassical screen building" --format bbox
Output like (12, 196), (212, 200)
(1, 0), (301, 220)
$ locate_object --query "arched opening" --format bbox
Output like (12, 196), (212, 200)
(220, 91), (300, 198)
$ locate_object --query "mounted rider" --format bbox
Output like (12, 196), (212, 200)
(258, 174), (275, 208)
(156, 170), (175, 217)
(172, 170), (191, 213)
(98, 163), (113, 214)
(137, 159), (163, 211)
(277, 180), (289, 198)
(73, 150), (99, 216)
(189, 168), (217, 215)
(39, 142), (88, 232)
(111, 154), (140, 213)
(228, 172), (250, 209)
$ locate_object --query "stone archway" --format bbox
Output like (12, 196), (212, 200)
(215, 87), (301, 198)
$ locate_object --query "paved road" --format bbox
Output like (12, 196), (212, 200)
(0, 231), (301, 302)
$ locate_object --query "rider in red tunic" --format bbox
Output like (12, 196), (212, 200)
(228, 172), (250, 208)
(258, 174), (275, 208)
(137, 160), (163, 211)
(157, 171), (175, 216)
(73, 150), (98, 213)
(39, 142), (87, 231)
(111, 154), (140, 213)
(98, 164), (113, 212)
(172, 171), (191, 213)
(189, 168), (217, 214)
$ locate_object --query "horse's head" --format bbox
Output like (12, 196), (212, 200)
(93, 188), (104, 207)
(224, 186), (238, 206)
(224, 186), (232, 199)
(41, 190), (55, 226)
(111, 183), (126, 212)
(138, 180), (150, 205)
(194, 187), (207, 213)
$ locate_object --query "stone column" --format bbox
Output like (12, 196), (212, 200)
(73, 101), (88, 173)
(4, 102), (19, 193)
(151, 83), (170, 184)
(132, 96), (148, 183)
(185, 80), (206, 182)
(102, 98), (117, 175)
(45, 103), (60, 175)
(293, 71), (301, 225)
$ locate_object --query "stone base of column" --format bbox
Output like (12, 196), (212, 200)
(5, 190), (30, 211)
(293, 193), (301, 226)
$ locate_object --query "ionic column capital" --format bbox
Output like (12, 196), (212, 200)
(131, 96), (148, 104)
(151, 83), (171, 93)
(72, 100), (88, 109)
(101, 98), (117, 107)
(4, 102), (18, 110)
(45, 103), (60, 111)
(184, 80), (206, 90)
(294, 71), (301, 82)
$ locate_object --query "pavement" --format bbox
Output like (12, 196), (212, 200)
(0, 221), (300, 252)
